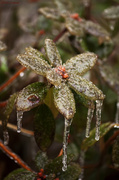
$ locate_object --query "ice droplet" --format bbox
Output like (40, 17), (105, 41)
(3, 130), (9, 145)
(85, 108), (94, 138)
(95, 100), (103, 141)
(17, 111), (23, 133)
(78, 150), (85, 180)
(114, 96), (119, 128)
(62, 118), (73, 171)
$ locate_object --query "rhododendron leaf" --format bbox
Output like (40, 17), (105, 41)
(35, 151), (48, 171)
(54, 0), (72, 12)
(45, 39), (62, 67)
(0, 41), (7, 51)
(39, 7), (61, 20)
(102, 6), (119, 20)
(65, 52), (97, 75)
(68, 75), (105, 100)
(53, 83), (76, 119)
(46, 69), (62, 86)
(34, 104), (55, 151)
(16, 82), (49, 111)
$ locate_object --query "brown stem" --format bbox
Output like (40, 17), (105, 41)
(0, 139), (34, 172)
(0, 101), (7, 107)
(53, 28), (67, 43)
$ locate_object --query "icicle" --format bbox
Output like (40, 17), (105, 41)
(114, 96), (119, 128)
(85, 108), (94, 138)
(17, 111), (23, 133)
(62, 118), (73, 171)
(3, 130), (9, 145)
(78, 150), (85, 180)
(95, 100), (103, 141)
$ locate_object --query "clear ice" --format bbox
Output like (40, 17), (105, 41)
(17, 111), (23, 133)
(85, 108), (94, 138)
(78, 150), (85, 180)
(114, 96), (119, 128)
(3, 130), (9, 145)
(95, 100), (103, 141)
(62, 118), (73, 171)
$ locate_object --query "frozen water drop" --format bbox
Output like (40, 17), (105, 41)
(17, 111), (23, 133)
(114, 96), (119, 128)
(85, 108), (94, 138)
(62, 118), (73, 172)
(3, 130), (9, 145)
(78, 150), (85, 180)
(95, 100), (103, 141)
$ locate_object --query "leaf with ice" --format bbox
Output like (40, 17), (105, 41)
(102, 6), (119, 20)
(0, 41), (7, 52)
(39, 7), (61, 20)
(112, 135), (119, 168)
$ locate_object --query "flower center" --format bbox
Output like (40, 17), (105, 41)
(70, 13), (82, 22)
(55, 66), (69, 79)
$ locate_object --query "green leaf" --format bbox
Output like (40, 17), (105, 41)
(112, 136), (119, 168)
(44, 153), (74, 175)
(46, 69), (62, 86)
(102, 6), (119, 20)
(39, 7), (61, 20)
(81, 122), (114, 151)
(68, 75), (105, 101)
(34, 104), (55, 151)
(60, 163), (81, 180)
(45, 39), (62, 67)
(65, 52), (97, 76)
(0, 41), (7, 52)
(4, 168), (36, 180)
(35, 151), (48, 171)
(16, 47), (51, 76)
(16, 82), (49, 111)
(53, 83), (76, 119)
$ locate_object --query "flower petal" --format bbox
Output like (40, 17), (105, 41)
(53, 83), (76, 119)
(45, 39), (62, 67)
(68, 75), (105, 100)
(46, 69), (62, 86)
(64, 52), (97, 76)
(16, 47), (51, 76)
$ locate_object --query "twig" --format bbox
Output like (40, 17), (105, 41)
(0, 139), (34, 172)
(0, 101), (7, 107)
(53, 28), (67, 43)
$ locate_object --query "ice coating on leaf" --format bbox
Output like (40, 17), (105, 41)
(114, 96), (119, 128)
(62, 118), (73, 171)
(25, 46), (46, 60)
(86, 108), (94, 138)
(16, 82), (49, 111)
(102, 6), (119, 20)
(17, 111), (23, 133)
(53, 83), (76, 119)
(39, 7), (61, 20)
(78, 150), (85, 180)
(0, 41), (7, 51)
(54, 0), (72, 12)
(64, 52), (97, 76)
(45, 39), (62, 67)
(68, 75), (105, 101)
(16, 51), (51, 76)
(95, 100), (103, 141)
(46, 69), (62, 86)
(3, 130), (9, 145)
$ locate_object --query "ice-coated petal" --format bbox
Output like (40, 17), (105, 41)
(46, 68), (62, 86)
(53, 83), (76, 119)
(64, 52), (97, 76)
(68, 75), (105, 100)
(39, 7), (61, 20)
(45, 39), (62, 67)
(102, 6), (119, 20)
(16, 47), (51, 76)
(0, 41), (7, 52)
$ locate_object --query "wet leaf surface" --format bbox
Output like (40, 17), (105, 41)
(35, 151), (48, 171)
(53, 83), (76, 119)
(81, 122), (114, 151)
(102, 6), (119, 20)
(16, 82), (49, 111)
(39, 7), (61, 20)
(34, 104), (55, 151)
(0, 41), (7, 52)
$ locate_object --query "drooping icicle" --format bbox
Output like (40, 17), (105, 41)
(78, 150), (85, 180)
(17, 111), (23, 133)
(3, 130), (9, 145)
(114, 96), (119, 128)
(85, 108), (94, 138)
(95, 100), (103, 141)
(62, 118), (73, 171)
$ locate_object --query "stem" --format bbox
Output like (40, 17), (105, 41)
(53, 28), (67, 43)
(0, 139), (34, 172)
(0, 101), (7, 107)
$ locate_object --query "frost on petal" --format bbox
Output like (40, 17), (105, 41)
(39, 7), (61, 20)
(16, 82), (49, 111)
(46, 68), (62, 87)
(16, 51), (51, 76)
(68, 75), (105, 101)
(65, 52), (97, 76)
(53, 83), (76, 119)
(0, 41), (7, 52)
(102, 6), (119, 20)
(45, 39), (62, 67)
